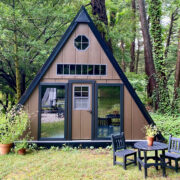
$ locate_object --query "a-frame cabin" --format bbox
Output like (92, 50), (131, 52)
(19, 6), (164, 147)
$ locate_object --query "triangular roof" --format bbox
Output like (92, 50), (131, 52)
(19, 6), (164, 141)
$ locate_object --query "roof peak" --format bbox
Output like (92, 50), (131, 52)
(75, 6), (90, 23)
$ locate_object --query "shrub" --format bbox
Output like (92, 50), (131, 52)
(150, 113), (180, 140)
(0, 105), (30, 144)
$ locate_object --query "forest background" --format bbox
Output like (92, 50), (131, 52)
(0, 0), (179, 139)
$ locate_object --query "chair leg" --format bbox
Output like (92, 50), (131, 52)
(175, 160), (178, 173)
(113, 154), (116, 166)
(134, 153), (137, 166)
(169, 158), (172, 166)
(123, 156), (126, 170)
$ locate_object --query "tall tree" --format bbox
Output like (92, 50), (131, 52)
(174, 29), (180, 101)
(13, 0), (21, 101)
(164, 8), (179, 59)
(91, 0), (112, 51)
(135, 39), (141, 74)
(149, 0), (169, 111)
(138, 0), (157, 107)
(130, 0), (136, 72)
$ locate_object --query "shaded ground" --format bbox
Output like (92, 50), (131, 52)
(0, 148), (180, 180)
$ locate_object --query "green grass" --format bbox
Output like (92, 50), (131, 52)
(0, 148), (180, 180)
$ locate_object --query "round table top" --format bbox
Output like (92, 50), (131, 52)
(134, 141), (168, 151)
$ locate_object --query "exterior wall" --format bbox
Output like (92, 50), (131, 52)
(42, 24), (120, 81)
(124, 87), (148, 140)
(24, 24), (147, 140)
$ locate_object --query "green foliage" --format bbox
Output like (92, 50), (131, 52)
(151, 113), (180, 140)
(14, 140), (28, 152)
(126, 72), (148, 104)
(61, 144), (74, 152)
(0, 105), (29, 144)
(105, 0), (136, 64)
(0, 0), (89, 108)
(144, 124), (159, 137)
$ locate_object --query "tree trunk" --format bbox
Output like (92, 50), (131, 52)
(91, 0), (112, 51)
(21, 70), (26, 95)
(149, 0), (169, 112)
(138, 0), (157, 106)
(130, 0), (136, 72)
(13, 0), (21, 102)
(165, 8), (178, 59)
(136, 40), (140, 74)
(120, 40), (126, 72)
(174, 29), (180, 101)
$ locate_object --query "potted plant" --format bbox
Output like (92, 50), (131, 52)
(144, 124), (159, 146)
(14, 140), (28, 155)
(0, 105), (29, 155)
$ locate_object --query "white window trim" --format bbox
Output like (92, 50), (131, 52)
(74, 34), (90, 51)
(73, 85), (90, 110)
(56, 63), (107, 76)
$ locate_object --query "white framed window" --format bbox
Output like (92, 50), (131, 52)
(74, 35), (89, 50)
(73, 86), (90, 110)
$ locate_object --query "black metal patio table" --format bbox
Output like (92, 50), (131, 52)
(134, 141), (168, 178)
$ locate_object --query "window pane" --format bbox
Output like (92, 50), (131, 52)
(70, 65), (75, 75)
(57, 64), (63, 74)
(74, 42), (81, 50)
(101, 65), (106, 75)
(74, 98), (82, 109)
(95, 65), (100, 75)
(82, 87), (88, 91)
(97, 86), (120, 138)
(74, 92), (81, 97)
(75, 87), (81, 91)
(82, 91), (88, 97)
(64, 65), (69, 74)
(82, 43), (89, 50)
(88, 65), (93, 75)
(74, 86), (89, 110)
(76, 65), (81, 75)
(41, 86), (65, 138)
(82, 35), (88, 42)
(82, 65), (87, 75)
(75, 36), (81, 42)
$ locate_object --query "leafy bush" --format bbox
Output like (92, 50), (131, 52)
(150, 113), (180, 140)
(0, 105), (30, 144)
(125, 72), (148, 105)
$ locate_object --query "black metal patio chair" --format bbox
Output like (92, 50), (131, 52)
(111, 132), (137, 170)
(161, 135), (180, 172)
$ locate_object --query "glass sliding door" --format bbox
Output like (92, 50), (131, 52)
(96, 84), (123, 138)
(39, 84), (67, 139)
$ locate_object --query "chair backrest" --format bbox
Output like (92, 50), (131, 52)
(168, 135), (180, 153)
(111, 132), (126, 151)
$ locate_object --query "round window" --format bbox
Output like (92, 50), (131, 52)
(74, 35), (89, 50)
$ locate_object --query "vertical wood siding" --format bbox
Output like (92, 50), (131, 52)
(24, 24), (147, 140)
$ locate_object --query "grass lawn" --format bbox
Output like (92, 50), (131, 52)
(0, 148), (180, 180)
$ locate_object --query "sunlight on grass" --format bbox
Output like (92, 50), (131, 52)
(0, 149), (180, 180)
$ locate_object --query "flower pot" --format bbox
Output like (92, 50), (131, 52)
(0, 143), (13, 155)
(17, 148), (26, 155)
(147, 137), (154, 146)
